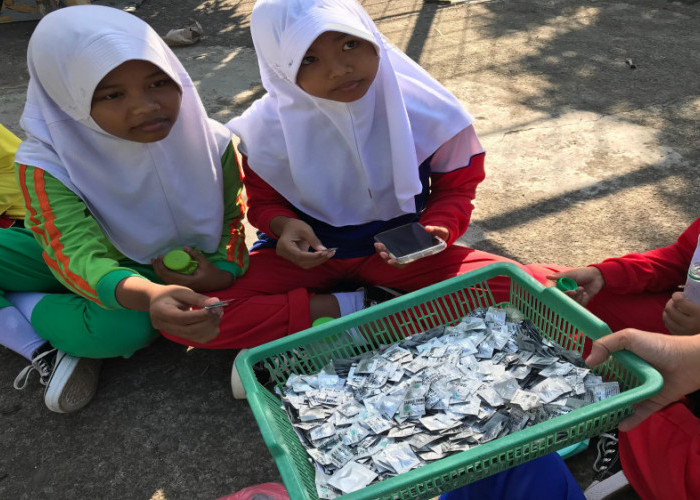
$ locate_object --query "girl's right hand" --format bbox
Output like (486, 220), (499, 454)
(147, 286), (224, 344)
(547, 266), (605, 306)
(274, 218), (336, 269)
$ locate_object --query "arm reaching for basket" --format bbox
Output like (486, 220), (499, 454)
(584, 328), (700, 431)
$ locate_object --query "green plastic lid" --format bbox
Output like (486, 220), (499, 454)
(311, 317), (335, 327)
(556, 277), (578, 292)
(163, 249), (198, 274)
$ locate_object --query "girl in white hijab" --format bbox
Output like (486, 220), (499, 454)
(230, 0), (483, 249)
(0, 5), (249, 413)
(224, 0), (541, 322)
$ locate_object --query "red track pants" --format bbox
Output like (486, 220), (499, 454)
(162, 246), (547, 349)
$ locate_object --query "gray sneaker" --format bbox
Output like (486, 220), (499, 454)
(14, 348), (102, 413)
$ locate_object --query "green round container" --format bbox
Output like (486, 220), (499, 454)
(163, 248), (198, 274)
(556, 276), (578, 292)
(311, 317), (335, 327)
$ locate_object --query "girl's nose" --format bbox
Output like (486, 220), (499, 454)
(328, 59), (352, 78)
(131, 95), (160, 114)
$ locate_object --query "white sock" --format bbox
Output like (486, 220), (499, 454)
(0, 306), (47, 361)
(331, 291), (365, 317)
(5, 291), (46, 321)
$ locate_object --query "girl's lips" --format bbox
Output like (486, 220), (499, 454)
(135, 118), (170, 132)
(335, 80), (361, 92)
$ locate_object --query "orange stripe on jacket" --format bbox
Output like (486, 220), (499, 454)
(31, 168), (99, 301)
(17, 164), (48, 246)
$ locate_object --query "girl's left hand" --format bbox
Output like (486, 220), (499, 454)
(585, 328), (700, 431)
(374, 224), (449, 269)
(152, 247), (234, 293)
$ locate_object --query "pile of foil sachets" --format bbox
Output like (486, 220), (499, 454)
(277, 307), (620, 498)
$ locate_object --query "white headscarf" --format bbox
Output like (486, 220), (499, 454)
(227, 0), (475, 226)
(15, 5), (232, 263)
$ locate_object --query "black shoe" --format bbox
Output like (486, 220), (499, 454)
(14, 344), (101, 413)
(13, 345), (57, 389)
(583, 431), (630, 499)
(362, 285), (403, 308)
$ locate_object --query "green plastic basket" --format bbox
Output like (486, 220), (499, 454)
(237, 262), (662, 500)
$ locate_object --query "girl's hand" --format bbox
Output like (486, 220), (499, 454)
(274, 218), (335, 269)
(115, 277), (223, 344)
(374, 224), (449, 269)
(147, 286), (224, 344)
(374, 240), (408, 268)
(547, 267), (605, 306)
(663, 291), (700, 335)
(152, 247), (234, 292)
(585, 328), (700, 431)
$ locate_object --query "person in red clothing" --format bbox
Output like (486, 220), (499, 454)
(215, 0), (542, 344)
(527, 217), (700, 500)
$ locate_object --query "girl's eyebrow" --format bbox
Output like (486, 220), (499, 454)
(95, 70), (167, 91)
(94, 82), (119, 91)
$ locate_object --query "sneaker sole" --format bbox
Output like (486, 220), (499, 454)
(583, 470), (629, 500)
(231, 349), (248, 400)
(44, 354), (102, 413)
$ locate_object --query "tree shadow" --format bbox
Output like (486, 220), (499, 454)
(362, 0), (699, 254)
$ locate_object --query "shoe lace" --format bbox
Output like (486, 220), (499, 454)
(592, 431), (619, 477)
(13, 348), (57, 390)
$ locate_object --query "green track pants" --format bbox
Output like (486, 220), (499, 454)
(0, 228), (158, 358)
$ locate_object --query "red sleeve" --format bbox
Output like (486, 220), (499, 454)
(593, 217), (700, 294)
(419, 152), (485, 246)
(241, 154), (298, 236)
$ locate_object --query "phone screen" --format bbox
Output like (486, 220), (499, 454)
(374, 223), (446, 263)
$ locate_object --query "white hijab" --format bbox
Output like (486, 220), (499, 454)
(15, 5), (232, 263)
(228, 0), (475, 226)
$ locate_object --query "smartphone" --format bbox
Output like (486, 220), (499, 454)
(374, 222), (446, 264)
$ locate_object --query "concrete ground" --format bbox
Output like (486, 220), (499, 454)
(1, 0), (699, 498)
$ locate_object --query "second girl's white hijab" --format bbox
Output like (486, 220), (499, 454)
(228, 0), (476, 226)
(15, 5), (232, 263)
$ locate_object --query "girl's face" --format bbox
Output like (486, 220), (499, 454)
(90, 60), (182, 143)
(296, 31), (379, 102)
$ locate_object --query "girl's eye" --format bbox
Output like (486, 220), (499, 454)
(301, 55), (317, 66)
(102, 92), (122, 101)
(343, 40), (359, 50)
(151, 78), (173, 88)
